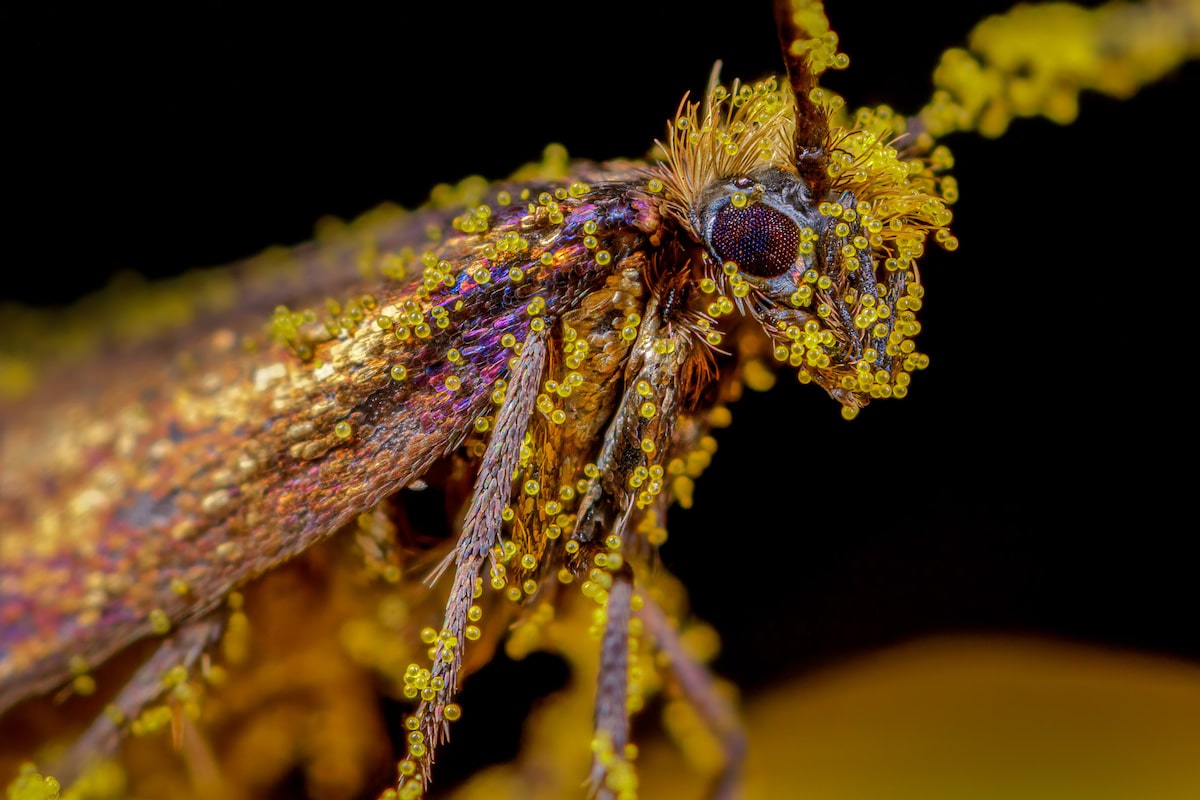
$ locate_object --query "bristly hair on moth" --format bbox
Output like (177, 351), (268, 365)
(0, 1), (960, 798)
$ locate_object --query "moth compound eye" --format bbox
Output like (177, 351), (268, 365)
(709, 201), (800, 278)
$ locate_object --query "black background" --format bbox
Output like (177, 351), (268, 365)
(5, 0), (1197, 787)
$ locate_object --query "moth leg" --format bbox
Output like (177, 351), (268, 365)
(573, 298), (695, 544)
(402, 330), (548, 789)
(51, 616), (223, 787)
(588, 566), (635, 800)
(640, 592), (746, 800)
(572, 303), (700, 798)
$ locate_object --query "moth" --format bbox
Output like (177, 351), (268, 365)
(4, 0), (1194, 798)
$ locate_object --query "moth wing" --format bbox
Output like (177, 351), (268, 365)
(0, 207), (495, 712)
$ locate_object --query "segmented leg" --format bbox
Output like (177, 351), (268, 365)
(571, 303), (700, 798)
(52, 616), (223, 786)
(640, 593), (746, 800)
(401, 330), (548, 791)
(589, 571), (635, 800)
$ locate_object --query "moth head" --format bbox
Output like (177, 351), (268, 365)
(647, 3), (956, 416)
(654, 71), (955, 418)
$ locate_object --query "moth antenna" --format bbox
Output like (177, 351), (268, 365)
(398, 331), (549, 792)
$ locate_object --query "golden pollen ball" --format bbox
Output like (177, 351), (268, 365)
(146, 609), (172, 635)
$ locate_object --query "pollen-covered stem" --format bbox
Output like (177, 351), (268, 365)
(415, 330), (548, 776)
(774, 0), (846, 196)
(916, 0), (1200, 141)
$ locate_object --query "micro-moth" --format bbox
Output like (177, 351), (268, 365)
(3, 2), (1197, 799)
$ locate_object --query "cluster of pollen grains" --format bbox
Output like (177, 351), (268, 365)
(535, 366), (587, 426)
(389, 622), (466, 799)
(578, 530), (630, 611)
(128, 663), (205, 738)
(766, 97), (954, 415)
(916, 0), (1200, 140)
(785, 0), (850, 76)
(261, 146), (600, 421)
(592, 729), (638, 799)
(270, 293), (383, 359)
(589, 592), (672, 800)
(693, 269), (741, 348)
(6, 764), (61, 800)
(269, 304), (318, 359)
(826, 103), (958, 250)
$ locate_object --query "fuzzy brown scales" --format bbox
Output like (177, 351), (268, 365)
(0, 169), (657, 714)
(1, 265), (431, 710)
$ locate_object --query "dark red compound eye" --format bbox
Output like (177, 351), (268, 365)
(709, 201), (800, 278)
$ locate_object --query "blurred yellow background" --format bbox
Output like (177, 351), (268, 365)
(442, 634), (1200, 800)
(632, 636), (1200, 800)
